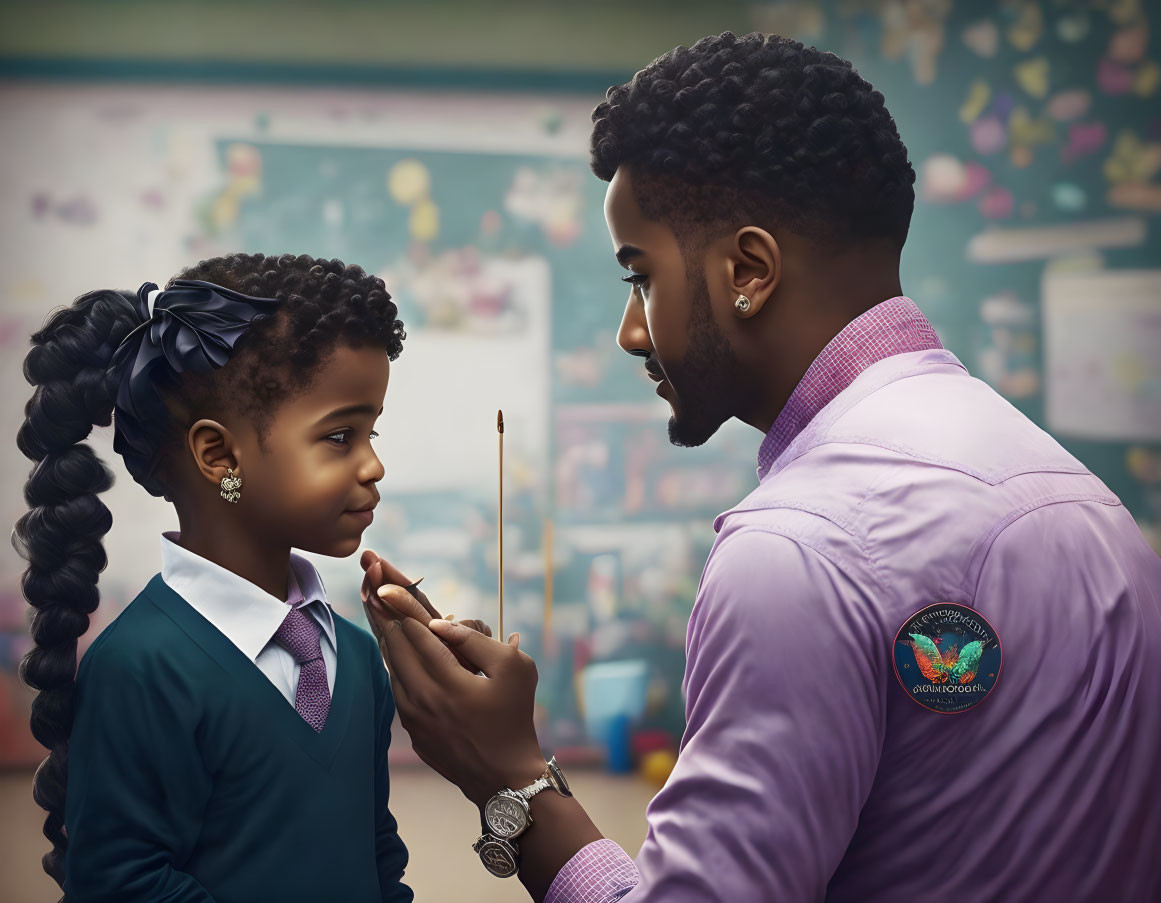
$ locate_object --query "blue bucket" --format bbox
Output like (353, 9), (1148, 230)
(581, 660), (648, 773)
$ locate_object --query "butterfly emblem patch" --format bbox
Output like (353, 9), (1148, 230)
(892, 603), (1002, 714)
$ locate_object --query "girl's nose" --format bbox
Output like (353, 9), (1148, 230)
(361, 448), (385, 484)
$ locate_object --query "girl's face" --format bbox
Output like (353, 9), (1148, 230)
(236, 343), (390, 558)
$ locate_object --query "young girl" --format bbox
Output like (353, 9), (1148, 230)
(14, 252), (413, 902)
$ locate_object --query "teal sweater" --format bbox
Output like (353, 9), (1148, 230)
(63, 574), (412, 903)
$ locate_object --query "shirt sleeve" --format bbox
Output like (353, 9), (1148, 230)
(371, 639), (413, 903)
(546, 839), (639, 902)
(547, 528), (888, 903)
(64, 645), (216, 902)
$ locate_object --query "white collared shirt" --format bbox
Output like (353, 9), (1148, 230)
(160, 531), (337, 704)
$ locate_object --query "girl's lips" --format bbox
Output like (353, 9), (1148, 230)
(346, 508), (374, 527)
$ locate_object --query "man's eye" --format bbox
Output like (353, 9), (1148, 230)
(370, 430), (379, 440)
(325, 431), (349, 445)
(621, 273), (649, 295)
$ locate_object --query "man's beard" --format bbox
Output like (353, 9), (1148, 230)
(663, 278), (743, 448)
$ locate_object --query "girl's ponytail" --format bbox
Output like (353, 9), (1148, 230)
(12, 290), (141, 891)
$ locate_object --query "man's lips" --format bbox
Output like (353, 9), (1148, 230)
(646, 368), (671, 399)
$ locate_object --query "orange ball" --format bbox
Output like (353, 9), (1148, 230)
(639, 750), (678, 788)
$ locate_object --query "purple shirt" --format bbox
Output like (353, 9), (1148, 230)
(546, 297), (1161, 902)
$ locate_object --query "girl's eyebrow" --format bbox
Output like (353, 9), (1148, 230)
(315, 403), (383, 425)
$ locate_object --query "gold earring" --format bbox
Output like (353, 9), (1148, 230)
(220, 467), (242, 504)
(735, 294), (752, 314)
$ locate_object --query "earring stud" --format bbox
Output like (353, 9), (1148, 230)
(220, 467), (242, 504)
(735, 294), (751, 313)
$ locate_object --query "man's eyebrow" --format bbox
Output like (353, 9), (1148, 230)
(315, 403), (383, 425)
(615, 245), (645, 268)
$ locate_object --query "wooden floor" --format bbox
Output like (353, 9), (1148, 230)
(0, 766), (656, 902)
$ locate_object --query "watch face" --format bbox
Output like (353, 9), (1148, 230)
(484, 792), (531, 839)
(476, 837), (519, 878)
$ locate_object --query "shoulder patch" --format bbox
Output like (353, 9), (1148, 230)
(892, 602), (1002, 714)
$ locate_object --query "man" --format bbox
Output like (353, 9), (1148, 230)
(363, 32), (1161, 902)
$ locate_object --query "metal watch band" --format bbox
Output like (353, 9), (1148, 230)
(514, 775), (551, 801)
(544, 755), (572, 798)
(514, 756), (571, 802)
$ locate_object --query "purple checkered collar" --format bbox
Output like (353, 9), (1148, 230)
(756, 296), (943, 480)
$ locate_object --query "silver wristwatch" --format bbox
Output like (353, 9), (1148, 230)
(473, 756), (572, 878)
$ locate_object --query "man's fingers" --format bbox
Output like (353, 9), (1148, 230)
(383, 646), (415, 717)
(427, 619), (523, 678)
(361, 560), (383, 605)
(381, 616), (443, 697)
(395, 616), (470, 682)
(377, 585), (434, 626)
(458, 619), (493, 639)
(360, 551), (442, 619)
(374, 553), (414, 588)
(363, 599), (398, 656)
(408, 583), (441, 620)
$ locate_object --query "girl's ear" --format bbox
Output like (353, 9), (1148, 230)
(187, 419), (242, 486)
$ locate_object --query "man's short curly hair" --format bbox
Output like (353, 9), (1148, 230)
(591, 32), (916, 251)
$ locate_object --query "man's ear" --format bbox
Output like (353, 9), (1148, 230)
(725, 226), (781, 318)
(187, 419), (242, 487)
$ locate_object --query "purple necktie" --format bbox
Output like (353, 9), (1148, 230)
(273, 604), (331, 732)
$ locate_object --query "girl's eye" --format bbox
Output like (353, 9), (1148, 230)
(326, 429), (379, 445)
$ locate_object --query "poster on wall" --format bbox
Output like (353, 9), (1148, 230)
(1043, 269), (1161, 441)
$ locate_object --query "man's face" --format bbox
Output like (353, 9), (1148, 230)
(604, 168), (744, 447)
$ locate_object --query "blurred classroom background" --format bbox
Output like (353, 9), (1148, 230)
(1, 1), (1159, 900)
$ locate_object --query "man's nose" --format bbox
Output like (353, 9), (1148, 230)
(616, 292), (652, 357)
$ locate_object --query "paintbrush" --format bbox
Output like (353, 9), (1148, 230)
(497, 409), (504, 641)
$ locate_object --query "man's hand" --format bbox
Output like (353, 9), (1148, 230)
(366, 555), (606, 902)
(359, 550), (491, 668)
(370, 600), (546, 808)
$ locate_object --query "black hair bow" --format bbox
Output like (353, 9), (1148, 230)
(110, 279), (281, 495)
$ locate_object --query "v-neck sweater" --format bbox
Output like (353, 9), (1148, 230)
(64, 574), (412, 903)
